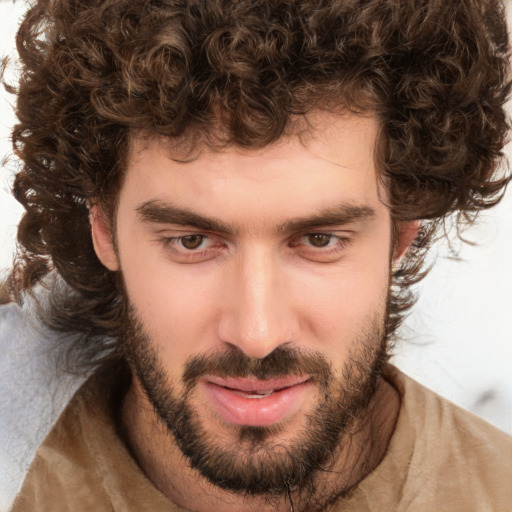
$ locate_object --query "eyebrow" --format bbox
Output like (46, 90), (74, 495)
(137, 200), (234, 233)
(136, 199), (376, 235)
(278, 204), (375, 233)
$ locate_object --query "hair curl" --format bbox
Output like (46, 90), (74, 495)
(1, 0), (510, 368)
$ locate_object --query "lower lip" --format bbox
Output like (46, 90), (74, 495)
(202, 380), (312, 427)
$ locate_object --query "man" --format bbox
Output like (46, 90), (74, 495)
(1, 0), (511, 510)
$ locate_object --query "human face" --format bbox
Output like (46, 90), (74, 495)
(92, 112), (401, 495)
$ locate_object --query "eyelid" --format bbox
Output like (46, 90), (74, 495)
(157, 232), (228, 263)
(156, 229), (354, 264)
(290, 232), (353, 261)
(293, 230), (353, 244)
(160, 233), (214, 249)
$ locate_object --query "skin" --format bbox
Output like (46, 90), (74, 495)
(91, 111), (418, 512)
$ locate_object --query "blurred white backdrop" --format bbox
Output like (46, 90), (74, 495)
(0, 0), (511, 434)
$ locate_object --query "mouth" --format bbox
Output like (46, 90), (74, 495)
(229, 389), (276, 399)
(210, 377), (309, 396)
(202, 376), (313, 427)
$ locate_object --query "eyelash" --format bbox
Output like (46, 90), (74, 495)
(158, 232), (352, 262)
(159, 235), (218, 260)
(292, 233), (351, 252)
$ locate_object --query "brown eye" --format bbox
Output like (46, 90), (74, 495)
(180, 235), (205, 250)
(307, 233), (332, 248)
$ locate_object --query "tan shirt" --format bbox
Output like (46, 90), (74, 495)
(12, 365), (512, 512)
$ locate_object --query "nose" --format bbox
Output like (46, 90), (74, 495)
(217, 245), (299, 359)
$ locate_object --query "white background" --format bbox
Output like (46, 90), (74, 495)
(1, 1), (511, 433)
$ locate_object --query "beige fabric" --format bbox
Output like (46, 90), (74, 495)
(12, 365), (512, 512)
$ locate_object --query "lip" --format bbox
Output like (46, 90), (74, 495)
(202, 376), (312, 427)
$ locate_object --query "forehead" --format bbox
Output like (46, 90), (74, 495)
(133, 110), (379, 171)
(121, 111), (385, 224)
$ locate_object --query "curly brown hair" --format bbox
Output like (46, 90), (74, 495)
(1, 0), (510, 368)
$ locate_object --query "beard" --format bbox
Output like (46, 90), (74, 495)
(121, 303), (391, 502)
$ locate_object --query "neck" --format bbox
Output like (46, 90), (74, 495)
(120, 373), (400, 512)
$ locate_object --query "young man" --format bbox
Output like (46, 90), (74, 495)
(1, 0), (511, 510)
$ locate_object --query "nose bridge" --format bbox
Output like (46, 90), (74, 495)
(218, 244), (295, 358)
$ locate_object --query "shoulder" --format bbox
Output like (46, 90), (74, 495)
(10, 377), (112, 512)
(0, 299), (87, 512)
(393, 364), (512, 452)
(386, 365), (512, 511)
(9, 363), (177, 512)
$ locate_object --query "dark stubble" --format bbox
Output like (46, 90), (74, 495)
(122, 304), (390, 503)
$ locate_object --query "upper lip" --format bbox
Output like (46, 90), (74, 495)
(205, 376), (311, 393)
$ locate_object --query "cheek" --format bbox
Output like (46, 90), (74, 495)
(297, 269), (389, 334)
(117, 237), (224, 365)
(291, 249), (391, 360)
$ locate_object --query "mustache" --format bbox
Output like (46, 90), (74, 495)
(182, 346), (333, 388)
